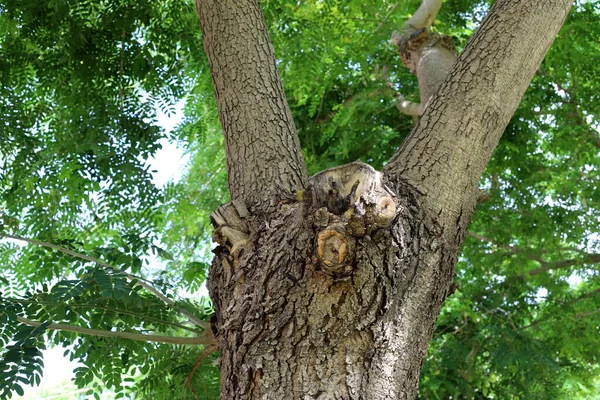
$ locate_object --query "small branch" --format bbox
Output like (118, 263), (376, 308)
(467, 232), (546, 265)
(184, 345), (218, 399)
(2, 233), (211, 330)
(574, 307), (600, 319)
(10, 298), (202, 334)
(17, 316), (215, 346)
(528, 253), (600, 276)
(519, 288), (600, 331)
(373, 2), (400, 33)
(189, 164), (226, 204)
(2, 233), (116, 269)
(467, 231), (600, 276)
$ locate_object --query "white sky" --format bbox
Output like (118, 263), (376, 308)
(148, 101), (189, 188)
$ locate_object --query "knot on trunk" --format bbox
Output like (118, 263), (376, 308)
(307, 162), (399, 278)
(316, 224), (355, 276)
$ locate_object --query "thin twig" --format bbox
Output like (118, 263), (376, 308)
(519, 288), (600, 331)
(2, 233), (210, 330)
(467, 232), (546, 266)
(10, 297), (202, 334)
(574, 307), (600, 319)
(17, 316), (215, 346)
(467, 231), (600, 276)
(190, 165), (224, 203)
(374, 2), (400, 33)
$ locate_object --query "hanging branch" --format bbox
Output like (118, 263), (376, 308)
(184, 344), (219, 399)
(1, 233), (210, 330)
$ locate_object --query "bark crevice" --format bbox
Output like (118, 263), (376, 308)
(209, 163), (452, 399)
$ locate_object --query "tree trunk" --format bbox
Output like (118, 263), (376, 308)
(196, 0), (573, 398)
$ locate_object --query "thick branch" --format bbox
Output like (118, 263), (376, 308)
(17, 316), (215, 346)
(2, 233), (210, 330)
(399, 0), (443, 36)
(385, 0), (574, 236)
(195, 0), (308, 214)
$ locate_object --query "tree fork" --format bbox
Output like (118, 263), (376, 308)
(209, 162), (444, 398)
(197, 0), (574, 398)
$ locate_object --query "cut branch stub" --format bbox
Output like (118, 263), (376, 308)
(374, 196), (397, 226)
(316, 224), (355, 277)
(307, 162), (399, 277)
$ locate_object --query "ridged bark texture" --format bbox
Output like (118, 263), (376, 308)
(196, 0), (308, 215)
(386, 0), (574, 239)
(199, 0), (574, 399)
(210, 169), (451, 399)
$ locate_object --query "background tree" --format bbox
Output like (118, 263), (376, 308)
(0, 0), (599, 399)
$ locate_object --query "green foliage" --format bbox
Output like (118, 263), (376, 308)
(0, 310), (47, 398)
(1, 0), (599, 398)
(264, 0), (414, 172)
(1, 238), (215, 397)
(0, 0), (217, 397)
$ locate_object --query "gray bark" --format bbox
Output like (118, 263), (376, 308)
(196, 0), (308, 215)
(386, 0), (573, 239)
(197, 0), (574, 399)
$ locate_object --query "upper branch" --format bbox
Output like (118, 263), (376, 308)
(196, 0), (308, 215)
(468, 232), (600, 276)
(397, 0), (443, 37)
(385, 0), (574, 236)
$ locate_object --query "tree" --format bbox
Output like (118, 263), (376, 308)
(195, 0), (575, 397)
(1, 0), (599, 399)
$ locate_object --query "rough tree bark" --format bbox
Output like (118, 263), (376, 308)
(195, 0), (574, 399)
